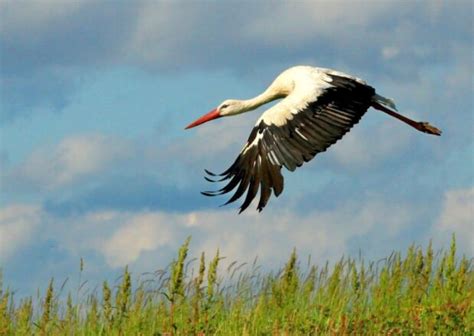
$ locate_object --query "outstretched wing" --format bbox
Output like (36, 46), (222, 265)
(203, 74), (375, 213)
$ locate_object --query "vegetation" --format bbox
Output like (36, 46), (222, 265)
(0, 235), (473, 335)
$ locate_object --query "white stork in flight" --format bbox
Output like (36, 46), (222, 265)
(185, 66), (441, 213)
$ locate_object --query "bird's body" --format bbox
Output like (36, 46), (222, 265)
(257, 66), (367, 126)
(186, 66), (441, 213)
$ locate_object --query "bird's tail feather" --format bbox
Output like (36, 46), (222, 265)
(372, 93), (398, 111)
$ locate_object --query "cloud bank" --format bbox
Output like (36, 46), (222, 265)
(1, 0), (471, 120)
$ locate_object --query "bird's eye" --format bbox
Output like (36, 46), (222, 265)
(221, 104), (229, 109)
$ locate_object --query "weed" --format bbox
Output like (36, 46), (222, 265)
(1, 235), (472, 334)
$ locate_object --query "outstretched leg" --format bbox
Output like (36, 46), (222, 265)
(372, 102), (442, 136)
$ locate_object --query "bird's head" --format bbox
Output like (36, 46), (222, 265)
(185, 99), (246, 129)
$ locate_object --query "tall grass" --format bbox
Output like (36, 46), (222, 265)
(1, 235), (472, 335)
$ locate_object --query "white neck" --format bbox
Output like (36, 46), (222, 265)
(240, 86), (286, 113)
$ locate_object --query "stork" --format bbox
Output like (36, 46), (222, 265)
(185, 66), (441, 213)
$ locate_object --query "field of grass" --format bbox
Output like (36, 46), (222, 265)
(1, 235), (473, 335)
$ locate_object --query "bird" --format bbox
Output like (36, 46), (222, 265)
(185, 65), (441, 213)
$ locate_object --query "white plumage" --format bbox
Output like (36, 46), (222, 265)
(186, 66), (441, 213)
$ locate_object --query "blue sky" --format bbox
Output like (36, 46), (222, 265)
(0, 1), (472, 297)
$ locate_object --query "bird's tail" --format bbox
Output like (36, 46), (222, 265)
(372, 93), (398, 112)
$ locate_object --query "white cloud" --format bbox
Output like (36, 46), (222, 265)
(434, 187), (474, 254)
(125, 2), (179, 66)
(0, 204), (42, 262)
(101, 212), (178, 267)
(3, 123), (256, 195)
(243, 1), (397, 45)
(113, 198), (413, 268)
(326, 119), (414, 170)
(44, 196), (414, 269)
(123, 1), (406, 74)
(3, 0), (461, 74)
(0, 194), (429, 275)
(2, 0), (471, 125)
(5, 134), (133, 190)
(382, 46), (400, 60)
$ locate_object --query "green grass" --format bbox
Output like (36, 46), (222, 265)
(1, 235), (473, 335)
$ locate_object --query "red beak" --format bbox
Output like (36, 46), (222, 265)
(185, 108), (222, 129)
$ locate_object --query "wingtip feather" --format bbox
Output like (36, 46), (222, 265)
(204, 169), (217, 176)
